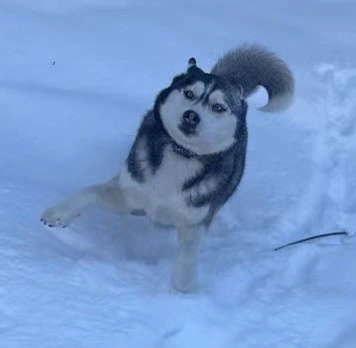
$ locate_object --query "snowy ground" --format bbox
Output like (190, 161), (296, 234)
(0, 1), (355, 347)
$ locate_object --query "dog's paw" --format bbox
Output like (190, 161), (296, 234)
(170, 258), (197, 293)
(41, 201), (79, 228)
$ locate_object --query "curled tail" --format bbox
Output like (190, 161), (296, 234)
(211, 44), (294, 112)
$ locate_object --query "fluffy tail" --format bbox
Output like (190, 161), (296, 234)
(211, 44), (294, 112)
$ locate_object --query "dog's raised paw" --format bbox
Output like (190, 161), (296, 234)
(41, 201), (78, 228)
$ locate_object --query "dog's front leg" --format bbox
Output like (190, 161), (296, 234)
(171, 225), (205, 293)
(41, 177), (129, 228)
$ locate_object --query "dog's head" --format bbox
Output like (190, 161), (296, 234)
(155, 58), (247, 155)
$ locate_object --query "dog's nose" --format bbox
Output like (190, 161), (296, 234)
(182, 110), (200, 128)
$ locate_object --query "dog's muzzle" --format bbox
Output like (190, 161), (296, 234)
(178, 110), (200, 136)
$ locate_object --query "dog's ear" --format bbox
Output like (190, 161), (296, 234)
(186, 57), (206, 76)
(187, 57), (196, 70)
(186, 57), (207, 81)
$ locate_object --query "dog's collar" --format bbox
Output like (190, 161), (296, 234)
(171, 142), (197, 159)
(171, 141), (236, 160)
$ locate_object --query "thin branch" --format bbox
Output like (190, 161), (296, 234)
(274, 231), (349, 251)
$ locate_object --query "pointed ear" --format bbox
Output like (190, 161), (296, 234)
(187, 57), (196, 70)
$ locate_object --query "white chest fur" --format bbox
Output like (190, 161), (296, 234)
(120, 145), (210, 227)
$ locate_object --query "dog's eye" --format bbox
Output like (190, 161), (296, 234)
(184, 90), (194, 99)
(212, 103), (226, 113)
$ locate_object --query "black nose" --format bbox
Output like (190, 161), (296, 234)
(182, 110), (200, 128)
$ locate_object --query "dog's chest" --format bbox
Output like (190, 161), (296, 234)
(151, 146), (201, 194)
(121, 145), (209, 226)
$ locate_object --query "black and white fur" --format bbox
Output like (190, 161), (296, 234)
(41, 45), (294, 292)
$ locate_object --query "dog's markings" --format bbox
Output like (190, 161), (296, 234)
(122, 142), (210, 226)
(187, 180), (219, 207)
(188, 81), (204, 99)
(127, 111), (167, 182)
(127, 139), (145, 183)
(200, 81), (218, 106)
(181, 165), (220, 208)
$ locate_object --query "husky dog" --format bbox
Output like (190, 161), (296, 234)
(41, 45), (294, 292)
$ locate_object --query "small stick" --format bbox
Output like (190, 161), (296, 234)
(274, 231), (349, 251)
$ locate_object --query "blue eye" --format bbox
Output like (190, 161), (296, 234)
(212, 103), (226, 113)
(184, 90), (194, 99)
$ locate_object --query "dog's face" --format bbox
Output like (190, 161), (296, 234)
(157, 58), (246, 155)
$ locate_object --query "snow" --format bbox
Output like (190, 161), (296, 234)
(0, 0), (355, 347)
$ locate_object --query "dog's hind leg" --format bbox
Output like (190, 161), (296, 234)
(171, 225), (205, 293)
(41, 176), (130, 228)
